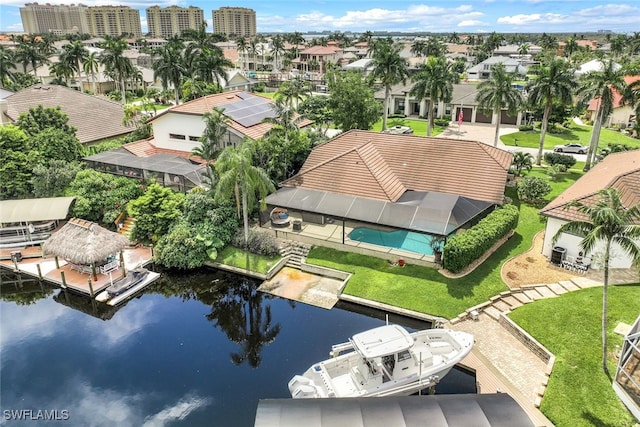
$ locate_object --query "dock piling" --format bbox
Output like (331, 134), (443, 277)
(88, 278), (94, 298)
(36, 263), (43, 280)
(60, 271), (67, 289)
(54, 256), (60, 269)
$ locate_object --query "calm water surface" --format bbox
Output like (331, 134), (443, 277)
(1, 268), (474, 426)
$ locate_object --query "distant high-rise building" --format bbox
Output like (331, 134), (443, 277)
(146, 6), (205, 38)
(212, 7), (256, 38)
(87, 6), (142, 38)
(20, 2), (90, 35)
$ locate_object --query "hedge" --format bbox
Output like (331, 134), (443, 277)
(543, 152), (577, 168)
(442, 204), (519, 273)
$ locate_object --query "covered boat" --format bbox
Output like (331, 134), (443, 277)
(106, 268), (149, 296)
(288, 324), (473, 398)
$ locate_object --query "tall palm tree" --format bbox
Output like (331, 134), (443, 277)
(215, 140), (275, 245)
(476, 63), (524, 147)
(152, 42), (187, 105)
(14, 35), (51, 78)
(49, 60), (74, 85)
(275, 77), (310, 108)
(82, 51), (99, 94)
(410, 56), (459, 136)
(236, 36), (248, 71)
(271, 34), (285, 72)
(60, 40), (88, 91)
(527, 57), (575, 165)
(0, 45), (15, 87)
(553, 188), (640, 378)
(370, 38), (409, 131)
(99, 37), (134, 104)
(192, 107), (229, 183)
(576, 59), (627, 171)
(194, 47), (233, 86)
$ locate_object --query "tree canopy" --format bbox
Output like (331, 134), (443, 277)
(327, 70), (381, 131)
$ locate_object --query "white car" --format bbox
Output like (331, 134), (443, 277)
(553, 143), (588, 154)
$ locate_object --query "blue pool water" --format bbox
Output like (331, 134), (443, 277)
(349, 227), (434, 255)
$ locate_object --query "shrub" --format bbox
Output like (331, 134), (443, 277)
(546, 164), (566, 181)
(434, 118), (450, 127)
(543, 152), (576, 168)
(518, 124), (534, 131)
(232, 229), (280, 257)
(442, 204), (519, 273)
(517, 175), (552, 202)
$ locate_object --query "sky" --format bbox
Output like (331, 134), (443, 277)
(1, 0), (639, 35)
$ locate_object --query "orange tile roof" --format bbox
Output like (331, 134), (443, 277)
(122, 139), (206, 163)
(152, 90), (311, 141)
(283, 130), (512, 204)
(300, 45), (341, 55)
(587, 75), (640, 111)
(540, 150), (640, 221)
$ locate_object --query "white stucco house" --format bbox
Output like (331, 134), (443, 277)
(587, 75), (640, 129)
(540, 150), (640, 269)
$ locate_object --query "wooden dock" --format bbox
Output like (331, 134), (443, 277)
(95, 271), (161, 306)
(0, 246), (155, 298)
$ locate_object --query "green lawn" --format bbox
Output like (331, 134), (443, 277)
(509, 285), (640, 427)
(306, 168), (581, 318)
(216, 246), (280, 274)
(370, 118), (446, 137)
(501, 124), (640, 151)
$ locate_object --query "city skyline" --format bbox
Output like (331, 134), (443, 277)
(1, 1), (639, 35)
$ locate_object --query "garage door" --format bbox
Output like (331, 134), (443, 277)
(456, 107), (472, 122)
(501, 110), (518, 125)
(475, 109), (492, 123)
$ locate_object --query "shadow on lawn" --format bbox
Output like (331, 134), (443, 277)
(581, 411), (619, 427)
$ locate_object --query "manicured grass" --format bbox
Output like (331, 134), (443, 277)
(509, 285), (640, 427)
(216, 246), (280, 275)
(306, 168), (581, 319)
(370, 118), (445, 137)
(501, 124), (639, 151)
(256, 91), (276, 99)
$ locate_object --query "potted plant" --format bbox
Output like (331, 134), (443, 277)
(430, 236), (445, 264)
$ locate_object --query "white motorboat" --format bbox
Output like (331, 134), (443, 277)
(288, 324), (474, 398)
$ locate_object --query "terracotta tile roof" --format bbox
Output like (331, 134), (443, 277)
(152, 90), (311, 141)
(300, 45), (341, 55)
(587, 75), (640, 111)
(283, 130), (512, 204)
(121, 138), (206, 163)
(4, 84), (134, 144)
(540, 150), (640, 221)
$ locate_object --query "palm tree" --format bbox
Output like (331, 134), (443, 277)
(526, 57), (575, 165)
(511, 151), (533, 176)
(14, 35), (51, 78)
(236, 36), (248, 71)
(214, 140), (275, 245)
(576, 59), (627, 171)
(194, 47), (233, 86)
(192, 107), (229, 184)
(153, 43), (187, 105)
(0, 45), (15, 87)
(49, 60), (74, 85)
(275, 77), (310, 108)
(271, 34), (285, 72)
(370, 38), (409, 131)
(476, 63), (524, 147)
(82, 51), (99, 94)
(448, 32), (461, 44)
(99, 37), (134, 104)
(410, 56), (459, 136)
(553, 188), (640, 378)
(60, 40), (88, 91)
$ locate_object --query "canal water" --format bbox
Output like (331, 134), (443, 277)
(1, 268), (475, 426)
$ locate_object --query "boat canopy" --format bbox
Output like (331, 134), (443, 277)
(351, 325), (414, 359)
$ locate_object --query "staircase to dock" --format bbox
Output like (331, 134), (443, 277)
(278, 241), (312, 268)
(117, 217), (136, 238)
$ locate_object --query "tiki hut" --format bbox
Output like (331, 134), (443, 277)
(43, 218), (131, 270)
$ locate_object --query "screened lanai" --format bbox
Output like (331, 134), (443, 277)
(84, 150), (207, 192)
(265, 187), (493, 237)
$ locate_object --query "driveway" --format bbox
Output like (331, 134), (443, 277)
(438, 122), (588, 162)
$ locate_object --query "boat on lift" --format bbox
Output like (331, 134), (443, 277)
(288, 324), (474, 398)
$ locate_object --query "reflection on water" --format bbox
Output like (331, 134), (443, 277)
(1, 268), (475, 426)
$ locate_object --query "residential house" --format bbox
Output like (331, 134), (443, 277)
(265, 130), (512, 256)
(375, 82), (524, 125)
(295, 45), (342, 74)
(540, 149), (640, 269)
(575, 59), (621, 77)
(84, 90), (312, 191)
(2, 84), (134, 144)
(586, 75), (640, 128)
(466, 56), (528, 81)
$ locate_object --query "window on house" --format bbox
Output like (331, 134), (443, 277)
(189, 136), (200, 141)
(169, 133), (186, 140)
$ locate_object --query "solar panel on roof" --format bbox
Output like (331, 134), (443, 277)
(223, 97), (278, 127)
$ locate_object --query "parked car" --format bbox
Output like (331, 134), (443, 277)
(553, 143), (588, 154)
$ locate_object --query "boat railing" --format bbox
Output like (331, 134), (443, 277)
(330, 341), (354, 358)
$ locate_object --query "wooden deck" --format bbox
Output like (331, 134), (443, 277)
(0, 246), (154, 297)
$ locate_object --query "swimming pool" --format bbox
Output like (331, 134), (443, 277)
(348, 227), (435, 256)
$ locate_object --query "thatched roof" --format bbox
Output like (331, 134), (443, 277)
(43, 218), (131, 264)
